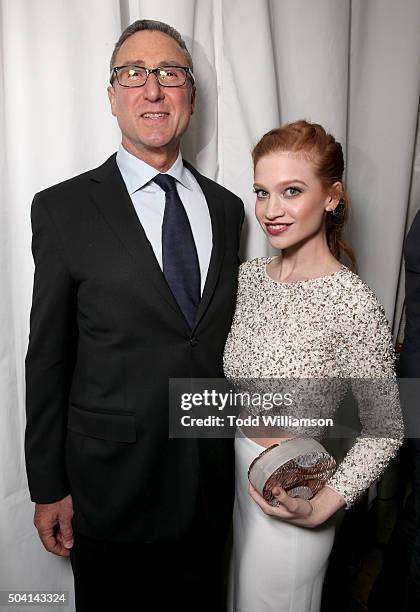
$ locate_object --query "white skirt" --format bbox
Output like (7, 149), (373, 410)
(231, 434), (336, 612)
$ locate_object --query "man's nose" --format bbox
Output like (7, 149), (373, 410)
(143, 73), (165, 101)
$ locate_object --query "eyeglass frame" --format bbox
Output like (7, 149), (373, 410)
(110, 65), (196, 88)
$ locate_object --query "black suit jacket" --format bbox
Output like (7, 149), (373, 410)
(25, 154), (244, 542)
(399, 209), (420, 378)
(399, 210), (420, 451)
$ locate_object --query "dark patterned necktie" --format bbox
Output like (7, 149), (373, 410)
(153, 173), (201, 328)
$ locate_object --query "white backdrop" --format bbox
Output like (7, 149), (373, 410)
(1, 1), (419, 608)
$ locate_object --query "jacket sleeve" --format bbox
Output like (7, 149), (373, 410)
(25, 194), (78, 503)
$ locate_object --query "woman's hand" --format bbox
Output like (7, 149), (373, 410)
(248, 484), (346, 528)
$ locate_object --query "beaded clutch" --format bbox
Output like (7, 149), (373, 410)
(248, 438), (337, 505)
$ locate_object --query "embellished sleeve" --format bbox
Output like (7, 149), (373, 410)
(325, 285), (404, 507)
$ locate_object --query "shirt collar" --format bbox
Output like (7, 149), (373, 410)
(116, 144), (193, 195)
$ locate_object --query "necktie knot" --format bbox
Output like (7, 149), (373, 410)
(153, 173), (177, 193)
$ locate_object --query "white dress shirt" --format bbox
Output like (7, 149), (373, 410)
(116, 144), (212, 295)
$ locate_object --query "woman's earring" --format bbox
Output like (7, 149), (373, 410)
(328, 199), (344, 216)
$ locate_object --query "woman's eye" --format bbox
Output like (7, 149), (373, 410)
(254, 189), (269, 199)
(284, 186), (301, 197)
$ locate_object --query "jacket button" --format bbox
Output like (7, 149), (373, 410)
(189, 337), (199, 347)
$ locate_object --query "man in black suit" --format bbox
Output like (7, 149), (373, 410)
(399, 210), (420, 609)
(25, 19), (244, 612)
(369, 209), (420, 611)
(399, 211), (420, 612)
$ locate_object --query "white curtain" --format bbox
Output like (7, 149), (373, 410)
(1, 0), (419, 608)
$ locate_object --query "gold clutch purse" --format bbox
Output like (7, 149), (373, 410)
(248, 438), (337, 505)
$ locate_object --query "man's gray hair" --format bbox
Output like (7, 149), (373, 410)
(110, 19), (194, 73)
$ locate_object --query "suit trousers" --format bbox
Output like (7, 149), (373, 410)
(70, 500), (228, 612)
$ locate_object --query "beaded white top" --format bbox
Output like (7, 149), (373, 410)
(223, 258), (404, 506)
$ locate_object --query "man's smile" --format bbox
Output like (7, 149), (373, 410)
(141, 111), (169, 118)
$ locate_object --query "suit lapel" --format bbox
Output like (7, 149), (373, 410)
(88, 155), (186, 323)
(184, 161), (226, 330)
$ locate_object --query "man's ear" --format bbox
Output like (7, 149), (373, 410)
(190, 85), (196, 115)
(107, 85), (117, 117)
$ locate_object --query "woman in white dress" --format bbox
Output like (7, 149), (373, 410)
(223, 121), (403, 612)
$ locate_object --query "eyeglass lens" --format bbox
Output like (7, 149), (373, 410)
(117, 66), (187, 87)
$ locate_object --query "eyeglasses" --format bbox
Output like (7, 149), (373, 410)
(110, 65), (195, 88)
